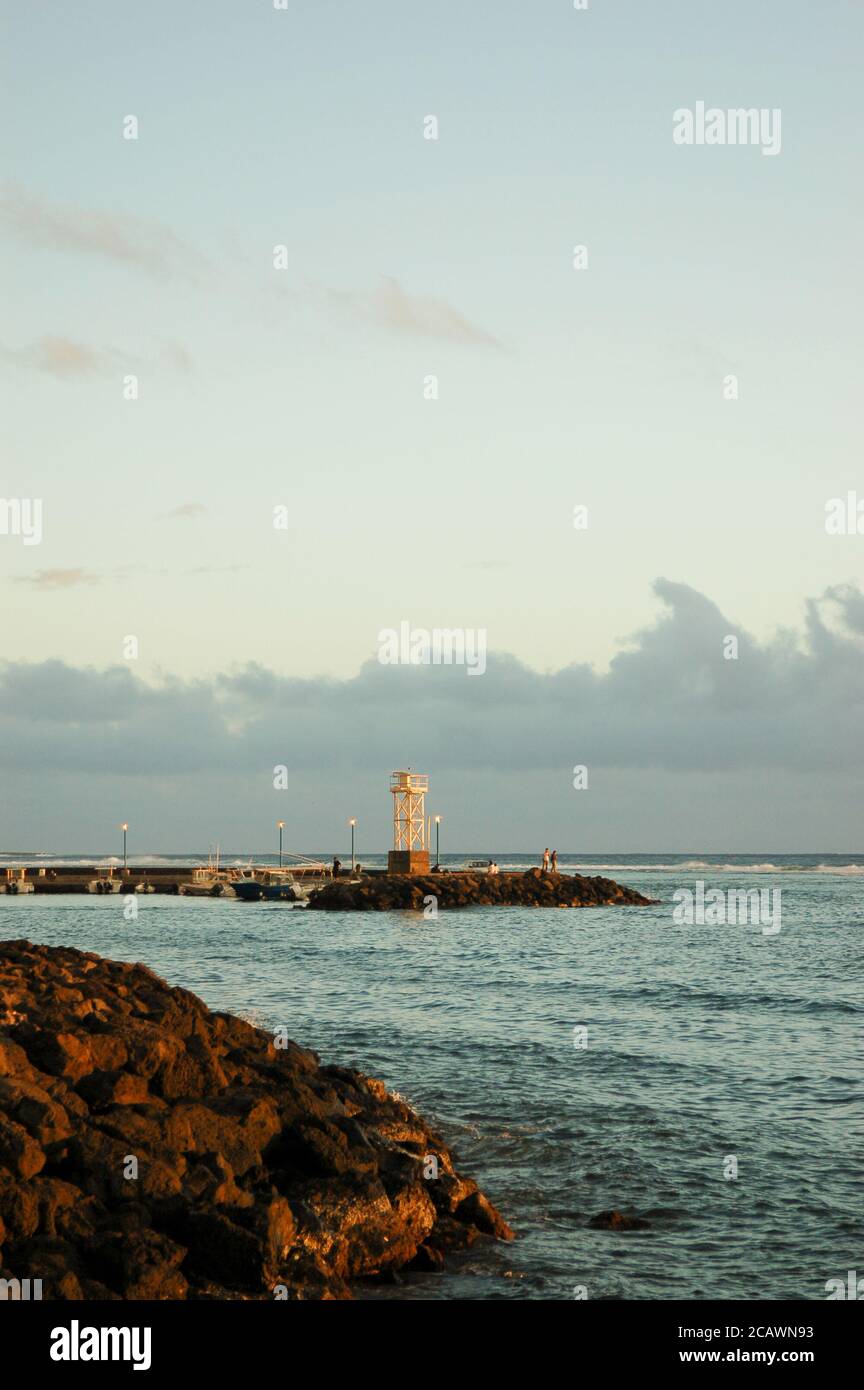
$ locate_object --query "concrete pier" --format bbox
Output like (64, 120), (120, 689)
(0, 864), (328, 895)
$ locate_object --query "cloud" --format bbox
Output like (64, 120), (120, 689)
(16, 569), (101, 590)
(25, 337), (102, 378)
(0, 185), (202, 280)
(0, 580), (861, 779)
(315, 275), (501, 347)
(0, 335), (193, 378)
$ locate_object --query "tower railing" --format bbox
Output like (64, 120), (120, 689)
(390, 772), (428, 792)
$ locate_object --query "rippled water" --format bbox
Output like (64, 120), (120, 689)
(1, 863), (861, 1301)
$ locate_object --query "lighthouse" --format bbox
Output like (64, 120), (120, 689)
(388, 770), (430, 875)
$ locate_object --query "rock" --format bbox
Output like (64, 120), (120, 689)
(0, 1171), (40, 1238)
(406, 1241), (445, 1272)
(180, 1209), (276, 1289)
(307, 869), (655, 912)
(31, 1031), (95, 1082)
(0, 1077), (73, 1146)
(0, 1113), (45, 1179)
(456, 1189), (516, 1240)
(0, 1038), (38, 1080)
(588, 1208), (651, 1231)
(85, 1226), (188, 1299)
(0, 939), (512, 1299)
(76, 1070), (149, 1110)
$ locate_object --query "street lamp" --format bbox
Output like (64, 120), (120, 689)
(349, 818), (356, 872)
(434, 814), (441, 866)
(121, 823), (128, 872)
(277, 821), (285, 868)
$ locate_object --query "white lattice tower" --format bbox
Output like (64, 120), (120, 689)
(390, 771), (428, 851)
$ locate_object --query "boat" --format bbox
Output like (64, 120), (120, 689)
(179, 867), (231, 897)
(86, 868), (122, 894)
(179, 849), (238, 897)
(3, 867), (35, 895)
(231, 855), (331, 903)
(231, 868), (306, 902)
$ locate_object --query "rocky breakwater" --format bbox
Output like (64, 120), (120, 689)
(0, 939), (512, 1300)
(308, 867), (655, 911)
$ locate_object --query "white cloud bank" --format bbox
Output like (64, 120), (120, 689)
(0, 581), (861, 848)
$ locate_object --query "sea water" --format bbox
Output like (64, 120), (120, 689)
(1, 853), (861, 1301)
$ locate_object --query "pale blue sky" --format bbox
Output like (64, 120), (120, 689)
(2, 0), (861, 681)
(1, 2), (863, 850)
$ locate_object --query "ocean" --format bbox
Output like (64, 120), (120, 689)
(1, 852), (861, 1301)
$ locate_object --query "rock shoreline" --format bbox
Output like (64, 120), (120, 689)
(0, 939), (512, 1300)
(308, 867), (655, 911)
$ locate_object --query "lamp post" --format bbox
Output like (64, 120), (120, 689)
(434, 814), (441, 866)
(121, 823), (128, 872)
(349, 818), (356, 873)
(277, 821), (285, 868)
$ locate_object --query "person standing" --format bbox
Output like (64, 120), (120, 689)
(542, 848), (550, 872)
(550, 850), (558, 873)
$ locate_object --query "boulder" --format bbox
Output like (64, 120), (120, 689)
(588, 1208), (651, 1231)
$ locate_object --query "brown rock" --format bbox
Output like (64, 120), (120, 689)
(76, 1069), (149, 1110)
(0, 1038), (38, 1081)
(0, 1077), (72, 1146)
(165, 1102), (260, 1176)
(456, 1189), (515, 1239)
(0, 1172), (41, 1239)
(589, 1208), (650, 1231)
(181, 1211), (266, 1288)
(0, 1113), (46, 1179)
(86, 1227), (188, 1299)
(307, 867), (655, 911)
(406, 1241), (445, 1272)
(0, 939), (512, 1300)
(32, 1031), (95, 1082)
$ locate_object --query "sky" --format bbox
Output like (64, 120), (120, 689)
(1, 1), (862, 850)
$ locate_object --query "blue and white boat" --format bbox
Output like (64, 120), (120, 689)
(231, 858), (331, 903)
(232, 869), (302, 902)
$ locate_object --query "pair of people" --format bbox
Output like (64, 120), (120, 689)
(541, 848), (558, 873)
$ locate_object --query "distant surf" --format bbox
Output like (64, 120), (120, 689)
(1, 852), (861, 874)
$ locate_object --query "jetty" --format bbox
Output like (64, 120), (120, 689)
(0, 769), (652, 906)
(307, 867), (654, 911)
(0, 863), (330, 896)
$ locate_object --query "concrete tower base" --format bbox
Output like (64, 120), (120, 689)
(387, 851), (431, 875)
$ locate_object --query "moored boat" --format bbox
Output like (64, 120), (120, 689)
(3, 867), (34, 895)
(232, 856), (331, 902)
(86, 871), (121, 894)
(232, 868), (304, 902)
(178, 849), (238, 897)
